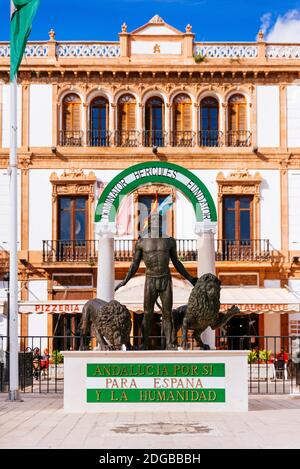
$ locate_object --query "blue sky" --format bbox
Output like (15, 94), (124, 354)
(1, 0), (300, 42)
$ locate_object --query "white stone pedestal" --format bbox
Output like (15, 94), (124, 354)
(62, 350), (248, 413)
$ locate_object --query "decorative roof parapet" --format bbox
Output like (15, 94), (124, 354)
(56, 43), (121, 58)
(194, 44), (258, 58)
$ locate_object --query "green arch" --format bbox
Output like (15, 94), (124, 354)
(95, 162), (217, 223)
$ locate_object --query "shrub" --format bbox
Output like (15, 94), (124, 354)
(193, 53), (206, 63)
(52, 350), (64, 365)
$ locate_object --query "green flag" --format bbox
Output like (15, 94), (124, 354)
(10, 0), (40, 81)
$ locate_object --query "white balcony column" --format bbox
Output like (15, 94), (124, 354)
(96, 223), (116, 301)
(195, 221), (217, 349)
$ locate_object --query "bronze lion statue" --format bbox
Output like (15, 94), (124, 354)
(173, 273), (239, 350)
(80, 298), (132, 351)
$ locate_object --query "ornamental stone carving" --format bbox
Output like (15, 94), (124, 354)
(216, 171), (262, 239)
(50, 169), (96, 202)
(149, 15), (164, 24)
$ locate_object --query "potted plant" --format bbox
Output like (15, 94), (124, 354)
(50, 350), (64, 379)
(248, 350), (258, 364)
(193, 53), (206, 64)
(258, 349), (272, 364)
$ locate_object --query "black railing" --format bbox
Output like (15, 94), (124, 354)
(115, 130), (140, 147)
(198, 130), (223, 147)
(143, 130), (167, 147)
(1, 335), (299, 395)
(226, 130), (251, 147)
(43, 239), (199, 263)
(59, 130), (84, 146)
(171, 131), (195, 147)
(215, 239), (270, 261)
(87, 129), (111, 147)
(43, 240), (98, 263)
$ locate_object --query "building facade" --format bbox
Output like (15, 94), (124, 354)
(0, 15), (300, 350)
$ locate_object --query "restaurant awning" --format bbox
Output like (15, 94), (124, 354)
(5, 277), (300, 315)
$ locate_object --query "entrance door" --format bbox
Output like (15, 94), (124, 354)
(52, 313), (82, 351)
(222, 195), (253, 260)
(224, 314), (259, 350)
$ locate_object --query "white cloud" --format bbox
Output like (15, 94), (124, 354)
(262, 9), (300, 43)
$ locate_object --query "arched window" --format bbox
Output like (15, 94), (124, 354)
(89, 96), (109, 146)
(172, 94), (193, 146)
(117, 94), (138, 146)
(144, 97), (165, 146)
(200, 97), (220, 146)
(61, 93), (82, 146)
(227, 94), (250, 146)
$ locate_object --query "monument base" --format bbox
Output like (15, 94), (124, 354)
(62, 350), (248, 412)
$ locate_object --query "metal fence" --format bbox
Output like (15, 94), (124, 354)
(0, 335), (299, 395)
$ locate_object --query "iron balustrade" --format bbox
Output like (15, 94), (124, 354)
(43, 239), (271, 263)
(43, 240), (98, 263)
(59, 130), (84, 146)
(143, 130), (167, 147)
(171, 131), (195, 147)
(55, 129), (255, 148)
(115, 130), (140, 147)
(0, 335), (299, 395)
(43, 239), (199, 263)
(87, 129), (111, 147)
(226, 130), (252, 147)
(215, 239), (270, 262)
(198, 130), (224, 147)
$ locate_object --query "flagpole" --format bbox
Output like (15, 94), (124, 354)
(9, 1), (20, 401)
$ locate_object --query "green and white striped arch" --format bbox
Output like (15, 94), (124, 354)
(95, 162), (217, 224)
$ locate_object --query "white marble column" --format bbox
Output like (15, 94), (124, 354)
(195, 221), (217, 349)
(96, 223), (116, 301)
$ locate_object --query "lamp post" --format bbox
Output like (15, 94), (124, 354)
(3, 273), (9, 353)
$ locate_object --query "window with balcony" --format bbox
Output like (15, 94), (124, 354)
(89, 96), (109, 146)
(57, 196), (88, 261)
(172, 94), (194, 146)
(116, 94), (138, 146)
(227, 94), (250, 146)
(222, 195), (254, 260)
(199, 97), (221, 147)
(144, 97), (165, 147)
(60, 93), (83, 146)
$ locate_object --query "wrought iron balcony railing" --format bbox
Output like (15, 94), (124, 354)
(226, 130), (252, 147)
(59, 130), (84, 146)
(171, 131), (195, 147)
(42, 239), (198, 263)
(43, 240), (98, 263)
(198, 130), (224, 147)
(115, 130), (140, 147)
(215, 239), (271, 262)
(143, 130), (167, 147)
(87, 130), (111, 147)
(43, 239), (271, 263)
